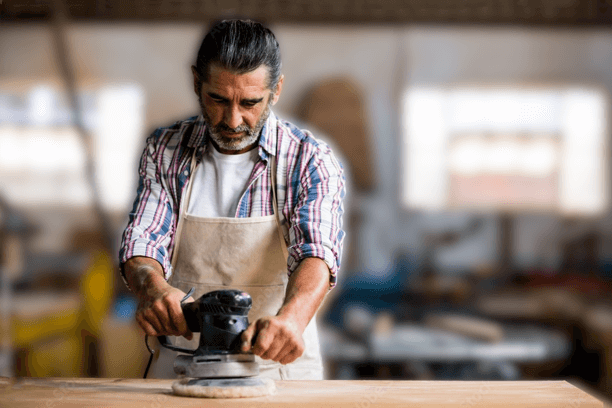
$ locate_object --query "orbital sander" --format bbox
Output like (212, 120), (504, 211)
(146, 289), (276, 398)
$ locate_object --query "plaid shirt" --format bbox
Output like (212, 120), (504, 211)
(119, 112), (345, 288)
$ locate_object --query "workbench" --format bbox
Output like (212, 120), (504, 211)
(0, 377), (603, 407)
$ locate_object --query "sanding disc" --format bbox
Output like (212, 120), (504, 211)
(172, 377), (276, 399)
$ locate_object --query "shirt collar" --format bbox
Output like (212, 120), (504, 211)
(186, 115), (207, 148)
(187, 111), (278, 161)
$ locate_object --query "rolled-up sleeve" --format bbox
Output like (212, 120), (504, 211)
(286, 145), (346, 289)
(119, 131), (177, 283)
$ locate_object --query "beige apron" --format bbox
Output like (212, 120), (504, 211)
(151, 147), (324, 380)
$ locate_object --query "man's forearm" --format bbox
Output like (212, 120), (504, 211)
(123, 256), (168, 297)
(124, 256), (193, 338)
(239, 257), (330, 363)
(276, 257), (330, 333)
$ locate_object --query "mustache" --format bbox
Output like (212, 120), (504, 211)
(212, 122), (254, 135)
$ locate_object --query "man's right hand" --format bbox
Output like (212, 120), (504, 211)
(123, 257), (193, 340)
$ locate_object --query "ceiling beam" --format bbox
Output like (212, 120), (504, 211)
(2, 0), (611, 25)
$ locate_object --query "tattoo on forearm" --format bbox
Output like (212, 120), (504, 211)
(128, 260), (160, 295)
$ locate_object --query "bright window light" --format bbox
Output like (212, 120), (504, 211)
(403, 89), (447, 210)
(0, 126), (25, 171)
(0, 81), (144, 211)
(29, 85), (56, 126)
(521, 138), (558, 177)
(449, 136), (485, 176)
(402, 85), (608, 215)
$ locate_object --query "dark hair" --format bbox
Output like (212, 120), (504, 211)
(194, 19), (281, 90)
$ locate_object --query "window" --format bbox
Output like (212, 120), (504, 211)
(0, 81), (144, 212)
(402, 86), (608, 216)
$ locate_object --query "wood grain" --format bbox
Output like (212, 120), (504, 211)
(0, 378), (603, 407)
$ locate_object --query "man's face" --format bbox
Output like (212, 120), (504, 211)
(193, 64), (283, 154)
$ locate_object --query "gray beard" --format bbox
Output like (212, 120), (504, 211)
(201, 97), (272, 152)
(209, 127), (260, 152)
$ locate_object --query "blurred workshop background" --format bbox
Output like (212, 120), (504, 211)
(1, 0), (612, 399)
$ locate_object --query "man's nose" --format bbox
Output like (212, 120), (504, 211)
(224, 105), (242, 129)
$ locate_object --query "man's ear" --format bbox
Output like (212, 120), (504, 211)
(271, 74), (284, 106)
(191, 65), (201, 97)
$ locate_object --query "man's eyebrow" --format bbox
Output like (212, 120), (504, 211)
(207, 92), (229, 101)
(241, 97), (264, 104)
(207, 93), (264, 105)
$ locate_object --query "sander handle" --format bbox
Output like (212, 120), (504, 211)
(181, 300), (201, 333)
(157, 287), (198, 355)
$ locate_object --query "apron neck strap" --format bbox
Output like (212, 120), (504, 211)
(269, 155), (289, 260)
(170, 147), (199, 269)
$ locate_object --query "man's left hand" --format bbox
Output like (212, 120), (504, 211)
(239, 258), (330, 365)
(240, 315), (305, 365)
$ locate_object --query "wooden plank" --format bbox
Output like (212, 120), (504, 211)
(0, 378), (603, 407)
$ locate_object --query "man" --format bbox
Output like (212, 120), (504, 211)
(119, 19), (345, 380)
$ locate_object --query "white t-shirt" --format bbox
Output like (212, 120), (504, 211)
(187, 142), (259, 217)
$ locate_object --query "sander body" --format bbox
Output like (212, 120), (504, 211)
(158, 289), (264, 387)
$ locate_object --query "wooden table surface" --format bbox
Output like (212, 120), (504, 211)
(0, 377), (603, 407)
